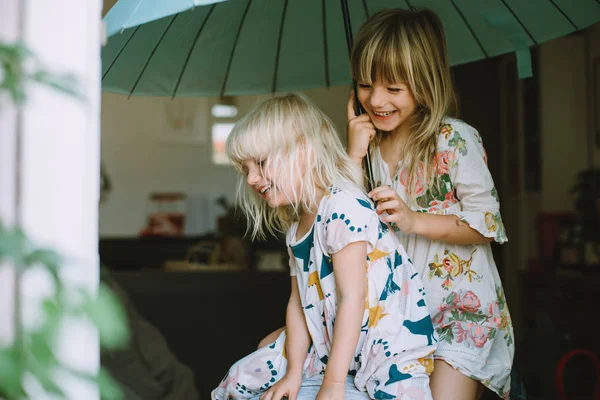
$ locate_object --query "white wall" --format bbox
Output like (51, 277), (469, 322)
(539, 32), (591, 211)
(99, 86), (351, 237)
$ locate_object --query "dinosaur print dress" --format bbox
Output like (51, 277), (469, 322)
(371, 118), (515, 399)
(212, 183), (437, 400)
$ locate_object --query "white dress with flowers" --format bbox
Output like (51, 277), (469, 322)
(371, 118), (514, 399)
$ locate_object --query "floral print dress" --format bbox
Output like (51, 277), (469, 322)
(371, 118), (514, 399)
(213, 183), (437, 400)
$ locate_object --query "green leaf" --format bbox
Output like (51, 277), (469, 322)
(450, 309), (461, 321)
(27, 331), (58, 367)
(31, 70), (82, 100)
(416, 192), (433, 209)
(0, 227), (27, 263)
(436, 327), (454, 344)
(97, 368), (124, 400)
(462, 312), (488, 324)
(84, 284), (129, 349)
(24, 249), (62, 270)
(28, 361), (65, 397)
(444, 292), (457, 306)
(0, 346), (26, 399)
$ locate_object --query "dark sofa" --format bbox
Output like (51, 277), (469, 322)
(108, 269), (290, 398)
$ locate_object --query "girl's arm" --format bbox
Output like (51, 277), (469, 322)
(412, 212), (493, 244)
(262, 279), (310, 400)
(285, 278), (312, 377)
(322, 241), (367, 385)
(370, 186), (493, 245)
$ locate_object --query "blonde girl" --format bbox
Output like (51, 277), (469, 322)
(346, 7), (514, 400)
(212, 94), (436, 400)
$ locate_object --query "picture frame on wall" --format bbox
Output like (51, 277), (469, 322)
(158, 97), (209, 145)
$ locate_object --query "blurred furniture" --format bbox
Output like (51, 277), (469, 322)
(99, 234), (286, 271)
(102, 274), (201, 400)
(520, 270), (599, 398)
(109, 269), (290, 399)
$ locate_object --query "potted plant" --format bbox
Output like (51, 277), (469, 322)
(569, 168), (600, 267)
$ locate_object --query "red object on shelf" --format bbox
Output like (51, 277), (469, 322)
(140, 193), (186, 237)
(535, 211), (576, 264)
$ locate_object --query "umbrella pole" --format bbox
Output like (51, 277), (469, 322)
(340, 0), (375, 192)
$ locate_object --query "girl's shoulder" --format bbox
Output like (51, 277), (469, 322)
(437, 117), (484, 151)
(322, 182), (374, 214)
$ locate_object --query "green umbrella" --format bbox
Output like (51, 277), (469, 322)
(102, 0), (600, 97)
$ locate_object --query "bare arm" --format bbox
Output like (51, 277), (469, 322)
(285, 278), (312, 377)
(262, 278), (311, 400)
(371, 186), (494, 245)
(322, 241), (367, 385)
(412, 213), (493, 245)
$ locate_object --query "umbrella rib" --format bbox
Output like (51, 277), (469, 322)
(102, 25), (140, 81)
(272, 0), (289, 93)
(548, 0), (578, 30)
(500, 0), (538, 45)
(362, 0), (369, 18)
(322, 0), (330, 88)
(221, 0), (253, 97)
(129, 14), (179, 98)
(172, 4), (216, 98)
(449, 0), (488, 58)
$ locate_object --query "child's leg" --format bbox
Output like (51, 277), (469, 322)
(430, 360), (480, 400)
(213, 330), (288, 400)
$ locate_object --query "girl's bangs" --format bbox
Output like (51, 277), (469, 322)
(353, 30), (408, 85)
(226, 109), (292, 170)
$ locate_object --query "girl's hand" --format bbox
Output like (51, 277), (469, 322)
(369, 185), (419, 234)
(261, 372), (302, 400)
(316, 381), (346, 400)
(346, 91), (376, 164)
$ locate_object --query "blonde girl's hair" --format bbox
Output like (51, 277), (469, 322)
(350, 7), (458, 202)
(226, 93), (363, 239)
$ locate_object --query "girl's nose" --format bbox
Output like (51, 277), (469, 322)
(369, 88), (387, 108)
(247, 167), (261, 186)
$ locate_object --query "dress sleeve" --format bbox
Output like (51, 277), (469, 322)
(319, 190), (380, 256)
(448, 123), (508, 244)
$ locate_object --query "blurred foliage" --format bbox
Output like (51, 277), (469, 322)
(0, 41), (128, 399)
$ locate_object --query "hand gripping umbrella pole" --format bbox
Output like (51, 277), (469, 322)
(340, 0), (374, 192)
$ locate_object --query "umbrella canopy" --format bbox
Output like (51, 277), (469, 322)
(102, 0), (600, 97)
(104, 0), (227, 36)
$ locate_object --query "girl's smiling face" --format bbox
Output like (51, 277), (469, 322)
(242, 149), (307, 209)
(357, 77), (417, 134)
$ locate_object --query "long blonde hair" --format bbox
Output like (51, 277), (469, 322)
(226, 93), (363, 239)
(350, 7), (458, 202)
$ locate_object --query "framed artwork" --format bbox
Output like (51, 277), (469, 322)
(158, 97), (209, 145)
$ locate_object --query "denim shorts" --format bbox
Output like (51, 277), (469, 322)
(247, 374), (370, 400)
(296, 374), (370, 400)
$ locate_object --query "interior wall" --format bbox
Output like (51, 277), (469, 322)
(99, 87), (350, 237)
(539, 33), (589, 211)
(587, 23), (600, 167)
